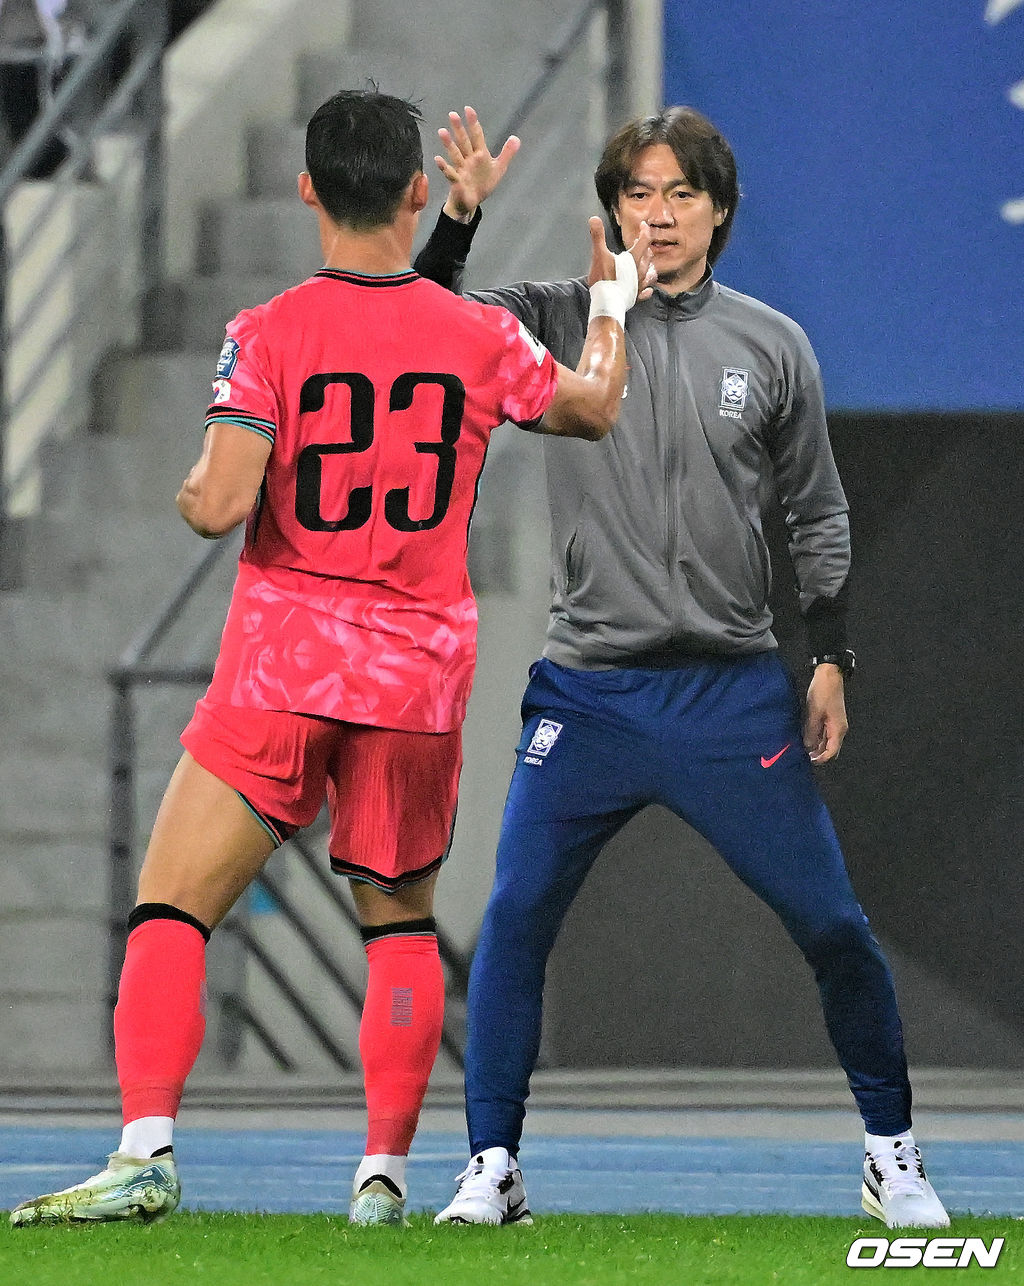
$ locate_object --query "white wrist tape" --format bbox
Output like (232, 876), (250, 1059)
(588, 250), (639, 328)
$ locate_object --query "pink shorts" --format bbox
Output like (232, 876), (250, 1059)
(181, 699), (462, 890)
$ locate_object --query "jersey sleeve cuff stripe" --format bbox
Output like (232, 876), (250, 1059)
(204, 412), (276, 443)
(205, 407), (275, 428)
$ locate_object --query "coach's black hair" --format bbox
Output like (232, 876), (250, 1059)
(305, 86), (424, 230)
(594, 106), (740, 264)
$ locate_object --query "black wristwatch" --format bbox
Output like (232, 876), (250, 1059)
(810, 649), (856, 677)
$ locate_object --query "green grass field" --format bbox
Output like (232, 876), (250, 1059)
(1, 1213), (1020, 1286)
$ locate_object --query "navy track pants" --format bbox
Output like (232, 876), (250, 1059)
(464, 654), (912, 1153)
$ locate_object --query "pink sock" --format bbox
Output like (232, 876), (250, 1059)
(113, 919), (207, 1124)
(359, 933), (444, 1156)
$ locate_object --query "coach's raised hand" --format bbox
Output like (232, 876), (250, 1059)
(436, 106), (520, 223)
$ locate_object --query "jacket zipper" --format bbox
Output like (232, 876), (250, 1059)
(664, 313), (679, 570)
(565, 532), (577, 593)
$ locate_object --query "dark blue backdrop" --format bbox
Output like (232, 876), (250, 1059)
(663, 2), (1024, 409)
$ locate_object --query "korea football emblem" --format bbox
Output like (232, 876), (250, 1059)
(526, 719), (563, 757)
(720, 366), (750, 411)
(216, 337), (240, 379)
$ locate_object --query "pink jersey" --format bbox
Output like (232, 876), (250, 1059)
(202, 268), (558, 732)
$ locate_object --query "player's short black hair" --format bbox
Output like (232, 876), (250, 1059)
(305, 87), (424, 230)
(594, 107), (739, 265)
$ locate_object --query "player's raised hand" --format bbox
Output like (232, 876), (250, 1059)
(631, 224), (657, 300)
(587, 217), (655, 303)
(436, 106), (520, 222)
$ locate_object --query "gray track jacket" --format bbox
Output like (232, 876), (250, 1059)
(415, 213), (851, 670)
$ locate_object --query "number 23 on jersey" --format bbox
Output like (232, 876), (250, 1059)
(294, 370), (466, 534)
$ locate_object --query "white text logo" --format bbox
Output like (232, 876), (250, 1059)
(216, 337), (240, 378)
(847, 1237), (1004, 1268)
(517, 321), (548, 366)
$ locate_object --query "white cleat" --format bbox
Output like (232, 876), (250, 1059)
(10, 1152), (180, 1226)
(434, 1149), (533, 1225)
(862, 1139), (950, 1228)
(349, 1175), (409, 1226)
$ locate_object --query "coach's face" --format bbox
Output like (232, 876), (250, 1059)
(613, 143), (725, 295)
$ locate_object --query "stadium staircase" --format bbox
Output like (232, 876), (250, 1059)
(0, 0), (603, 1081)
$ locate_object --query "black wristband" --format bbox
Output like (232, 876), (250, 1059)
(810, 649), (856, 677)
(803, 583), (849, 657)
(438, 204), (482, 243)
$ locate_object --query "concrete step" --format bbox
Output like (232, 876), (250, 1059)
(1, 675), (106, 761)
(170, 274), (300, 352)
(199, 193), (321, 279)
(85, 557), (223, 651)
(5, 663), (209, 770)
(0, 529), (227, 772)
(0, 589), (122, 673)
(91, 353), (214, 441)
(42, 434), (200, 525)
(346, 0), (563, 77)
(296, 50), (435, 123)
(9, 506), (112, 595)
(243, 123), (306, 201)
(22, 509), (204, 614)
(294, 48), (528, 136)
(32, 358), (212, 534)
(7, 521), (217, 684)
(0, 748), (108, 844)
(0, 912), (108, 994)
(0, 840), (108, 915)
(2, 998), (110, 1073)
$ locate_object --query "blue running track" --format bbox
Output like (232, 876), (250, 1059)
(1, 1128), (1022, 1218)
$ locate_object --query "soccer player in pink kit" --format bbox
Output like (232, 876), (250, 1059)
(10, 89), (651, 1228)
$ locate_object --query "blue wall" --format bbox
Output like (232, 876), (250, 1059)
(664, 2), (1024, 409)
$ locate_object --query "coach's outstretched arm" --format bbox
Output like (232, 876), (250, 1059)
(537, 218), (650, 441)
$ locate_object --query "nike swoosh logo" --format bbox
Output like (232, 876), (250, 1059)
(760, 744), (791, 768)
(505, 1196), (529, 1222)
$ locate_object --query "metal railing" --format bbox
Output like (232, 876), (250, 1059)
(504, 0), (628, 134)
(105, 0), (632, 1072)
(0, 0), (166, 586)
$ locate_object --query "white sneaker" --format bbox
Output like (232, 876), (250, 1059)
(10, 1152), (180, 1226)
(434, 1150), (533, 1225)
(862, 1139), (950, 1228)
(349, 1174), (409, 1226)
